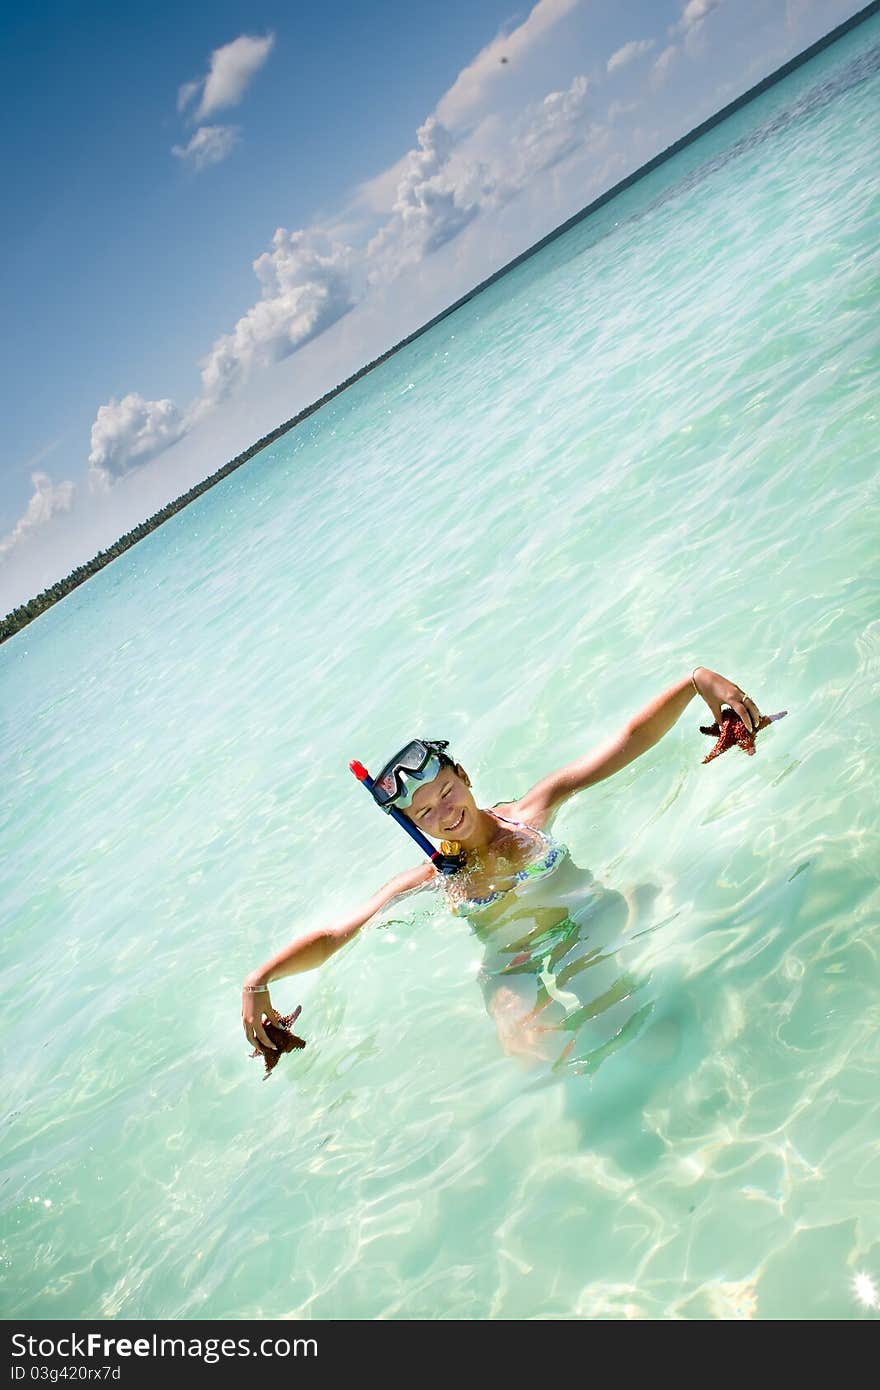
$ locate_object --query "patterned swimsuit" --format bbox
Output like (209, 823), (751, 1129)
(451, 812), (567, 916)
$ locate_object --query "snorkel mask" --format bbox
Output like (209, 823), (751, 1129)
(350, 739), (466, 874)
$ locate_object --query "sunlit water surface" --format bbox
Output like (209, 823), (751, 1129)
(2, 16), (879, 1320)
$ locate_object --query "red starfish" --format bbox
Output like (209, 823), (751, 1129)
(250, 1005), (307, 1078)
(700, 706), (787, 763)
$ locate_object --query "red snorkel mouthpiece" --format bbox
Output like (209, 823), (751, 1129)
(349, 760), (369, 781)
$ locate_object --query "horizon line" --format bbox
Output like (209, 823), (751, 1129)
(3, 0), (878, 635)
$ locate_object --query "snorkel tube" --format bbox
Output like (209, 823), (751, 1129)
(349, 761), (465, 874)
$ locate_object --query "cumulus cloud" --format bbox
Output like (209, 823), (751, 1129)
(172, 124), (239, 170)
(506, 74), (594, 187)
(436, 0), (579, 129)
(108, 55), (607, 452)
(672, 0), (722, 38)
(0, 473), (76, 560)
(88, 394), (186, 484)
(156, 69), (601, 425)
(389, 120), (483, 254)
(366, 118), (490, 281)
(369, 74), (596, 281)
(198, 229), (355, 404)
(177, 79), (201, 113)
(607, 39), (656, 74)
(653, 0), (720, 78)
(178, 33), (275, 122)
(653, 44), (679, 85)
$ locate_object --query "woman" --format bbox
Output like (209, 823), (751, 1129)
(242, 666), (764, 1066)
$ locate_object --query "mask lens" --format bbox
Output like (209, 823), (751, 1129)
(371, 740), (450, 809)
(396, 741), (430, 773)
(394, 754), (442, 811)
(373, 741), (429, 805)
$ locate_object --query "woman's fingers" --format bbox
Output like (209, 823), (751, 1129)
(242, 1011), (277, 1049)
(743, 696), (761, 728)
(729, 696), (754, 732)
(735, 693), (762, 732)
(702, 670), (767, 732)
(253, 1020), (276, 1050)
(736, 703), (752, 732)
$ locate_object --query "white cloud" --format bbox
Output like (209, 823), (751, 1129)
(355, 0), (581, 215)
(198, 229), (355, 404)
(0, 473), (76, 560)
(7, 0), (857, 617)
(607, 38), (656, 74)
(140, 67), (601, 424)
(653, 44), (679, 85)
(370, 71), (596, 281)
(608, 99), (639, 121)
(660, 1), (722, 66)
(177, 79), (201, 113)
(506, 74), (594, 187)
(106, 58), (601, 451)
(366, 118), (490, 281)
(436, 0), (580, 130)
(88, 395), (186, 484)
(172, 124), (239, 171)
(178, 32), (275, 123)
(673, 0), (722, 37)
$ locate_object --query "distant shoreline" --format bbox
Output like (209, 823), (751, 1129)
(3, 0), (877, 647)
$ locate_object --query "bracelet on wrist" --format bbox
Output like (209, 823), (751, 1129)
(691, 666), (703, 695)
(243, 982), (270, 993)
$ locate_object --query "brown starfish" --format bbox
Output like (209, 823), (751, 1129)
(700, 706), (787, 763)
(250, 1005), (306, 1078)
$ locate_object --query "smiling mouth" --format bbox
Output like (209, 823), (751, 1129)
(444, 809), (465, 834)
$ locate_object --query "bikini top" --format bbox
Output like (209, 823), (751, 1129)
(449, 811), (568, 917)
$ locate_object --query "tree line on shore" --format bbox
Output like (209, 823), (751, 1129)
(0, 325), (432, 647)
(2, 4), (866, 652)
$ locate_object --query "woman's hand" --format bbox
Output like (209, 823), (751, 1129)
(693, 667), (761, 733)
(242, 982), (281, 1052)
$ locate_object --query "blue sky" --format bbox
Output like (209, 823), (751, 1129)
(0, 0), (866, 608)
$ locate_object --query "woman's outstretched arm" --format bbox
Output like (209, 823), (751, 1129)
(517, 666), (761, 822)
(241, 860), (435, 1050)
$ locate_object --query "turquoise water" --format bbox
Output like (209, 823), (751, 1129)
(2, 16), (879, 1321)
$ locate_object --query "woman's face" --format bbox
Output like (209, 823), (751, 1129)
(404, 763), (477, 841)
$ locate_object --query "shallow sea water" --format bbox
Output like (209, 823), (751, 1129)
(1, 15), (879, 1320)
